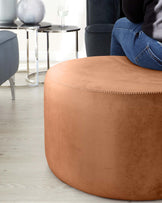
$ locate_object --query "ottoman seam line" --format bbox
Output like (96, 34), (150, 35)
(49, 80), (162, 95)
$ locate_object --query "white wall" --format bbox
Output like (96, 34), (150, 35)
(16, 0), (86, 64)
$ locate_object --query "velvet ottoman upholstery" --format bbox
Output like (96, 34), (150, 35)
(44, 56), (162, 201)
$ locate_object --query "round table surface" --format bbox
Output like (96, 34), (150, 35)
(0, 22), (80, 33)
(0, 21), (51, 29)
(38, 25), (81, 33)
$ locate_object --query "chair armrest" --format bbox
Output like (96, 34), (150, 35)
(0, 31), (17, 45)
(0, 31), (19, 85)
(86, 24), (114, 33)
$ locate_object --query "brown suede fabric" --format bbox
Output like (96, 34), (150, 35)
(44, 56), (162, 200)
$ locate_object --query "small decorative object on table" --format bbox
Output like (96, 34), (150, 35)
(0, 0), (17, 24)
(17, 0), (45, 25)
(57, 4), (69, 27)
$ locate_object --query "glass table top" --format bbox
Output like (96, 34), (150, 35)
(38, 25), (81, 33)
(0, 21), (51, 29)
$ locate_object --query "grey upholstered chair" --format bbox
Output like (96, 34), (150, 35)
(0, 31), (19, 100)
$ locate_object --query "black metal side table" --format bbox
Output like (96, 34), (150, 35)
(0, 22), (80, 85)
(38, 25), (81, 70)
(0, 21), (51, 86)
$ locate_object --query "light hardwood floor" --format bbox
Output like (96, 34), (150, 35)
(0, 86), (161, 203)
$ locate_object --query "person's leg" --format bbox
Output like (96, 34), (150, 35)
(110, 17), (143, 63)
(110, 30), (126, 56)
(110, 17), (162, 70)
(134, 33), (162, 70)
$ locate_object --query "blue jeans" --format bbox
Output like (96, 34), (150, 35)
(110, 17), (162, 71)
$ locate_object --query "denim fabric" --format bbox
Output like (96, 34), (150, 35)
(110, 17), (162, 71)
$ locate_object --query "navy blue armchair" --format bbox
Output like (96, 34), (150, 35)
(85, 0), (124, 57)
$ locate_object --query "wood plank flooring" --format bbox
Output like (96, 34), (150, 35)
(0, 86), (161, 203)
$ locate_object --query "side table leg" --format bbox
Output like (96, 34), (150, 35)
(35, 29), (39, 86)
(26, 31), (30, 76)
(26, 28), (39, 86)
(76, 31), (79, 59)
(47, 32), (50, 70)
(9, 75), (15, 100)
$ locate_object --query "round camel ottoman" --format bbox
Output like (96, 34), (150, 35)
(44, 56), (162, 201)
